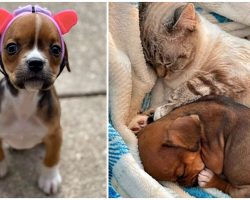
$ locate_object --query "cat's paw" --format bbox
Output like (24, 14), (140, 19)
(198, 168), (214, 187)
(128, 115), (148, 134)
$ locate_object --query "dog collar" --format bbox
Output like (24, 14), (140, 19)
(0, 5), (77, 75)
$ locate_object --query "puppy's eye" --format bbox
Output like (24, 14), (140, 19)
(50, 45), (62, 57)
(176, 166), (185, 180)
(6, 43), (19, 55)
(177, 174), (185, 180)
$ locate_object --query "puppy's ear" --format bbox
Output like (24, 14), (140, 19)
(173, 3), (196, 31)
(58, 42), (71, 73)
(0, 55), (7, 76)
(64, 42), (71, 72)
(164, 115), (201, 151)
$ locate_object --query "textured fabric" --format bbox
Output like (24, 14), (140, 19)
(184, 187), (215, 198)
(109, 3), (183, 198)
(196, 3), (250, 39)
(108, 3), (241, 198)
(108, 123), (188, 198)
(109, 123), (129, 187)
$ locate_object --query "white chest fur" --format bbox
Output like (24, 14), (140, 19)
(0, 86), (47, 149)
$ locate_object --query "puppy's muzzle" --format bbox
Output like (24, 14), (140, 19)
(13, 57), (54, 90)
(27, 58), (45, 73)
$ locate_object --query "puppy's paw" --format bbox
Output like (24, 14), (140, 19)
(0, 159), (8, 177)
(128, 115), (149, 134)
(38, 164), (62, 194)
(198, 168), (214, 187)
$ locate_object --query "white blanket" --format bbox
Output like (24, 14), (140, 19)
(109, 2), (248, 198)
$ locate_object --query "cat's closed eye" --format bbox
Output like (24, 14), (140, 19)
(178, 54), (187, 59)
(157, 54), (172, 67)
(165, 61), (172, 67)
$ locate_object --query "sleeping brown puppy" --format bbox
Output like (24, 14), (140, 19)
(135, 95), (250, 197)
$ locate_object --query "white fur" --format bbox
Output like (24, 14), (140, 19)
(0, 15), (48, 150)
(0, 81), (47, 149)
(38, 164), (62, 194)
(24, 46), (51, 85)
(23, 15), (46, 73)
(198, 168), (214, 187)
(23, 47), (49, 92)
(24, 14), (48, 77)
(34, 14), (42, 47)
(26, 47), (45, 61)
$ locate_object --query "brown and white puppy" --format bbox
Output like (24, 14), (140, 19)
(0, 13), (71, 194)
(136, 96), (250, 197)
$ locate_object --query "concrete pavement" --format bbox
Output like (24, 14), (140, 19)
(0, 2), (106, 198)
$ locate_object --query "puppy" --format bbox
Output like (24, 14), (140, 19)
(136, 96), (250, 197)
(0, 5), (77, 194)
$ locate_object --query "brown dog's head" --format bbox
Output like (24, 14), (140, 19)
(139, 3), (199, 79)
(1, 13), (70, 91)
(138, 114), (204, 187)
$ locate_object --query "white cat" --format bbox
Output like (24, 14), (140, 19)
(139, 3), (250, 120)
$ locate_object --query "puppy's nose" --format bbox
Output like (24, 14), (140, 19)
(27, 58), (44, 72)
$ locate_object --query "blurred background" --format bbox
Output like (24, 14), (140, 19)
(0, 2), (106, 198)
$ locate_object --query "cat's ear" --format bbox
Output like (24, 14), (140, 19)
(139, 3), (151, 13)
(139, 3), (152, 25)
(173, 3), (196, 31)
